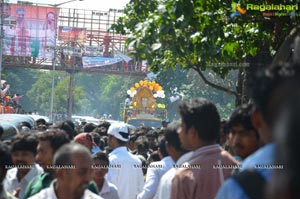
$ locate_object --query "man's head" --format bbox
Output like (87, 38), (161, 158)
(97, 121), (111, 136)
(46, 11), (55, 24)
(53, 143), (93, 198)
(146, 130), (158, 150)
(16, 7), (25, 22)
(2, 3), (11, 18)
(178, 98), (220, 150)
(51, 121), (75, 139)
(35, 130), (70, 171)
(164, 121), (186, 162)
(158, 137), (168, 159)
(83, 123), (97, 133)
(90, 132), (100, 146)
(74, 133), (95, 151)
(11, 135), (38, 168)
(249, 63), (300, 143)
(0, 143), (12, 185)
(134, 136), (150, 159)
(227, 103), (260, 159)
(107, 123), (130, 149)
(92, 152), (109, 182)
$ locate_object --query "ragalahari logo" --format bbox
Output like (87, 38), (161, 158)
(230, 2), (246, 18)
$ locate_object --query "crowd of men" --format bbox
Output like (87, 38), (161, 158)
(1, 62), (300, 199)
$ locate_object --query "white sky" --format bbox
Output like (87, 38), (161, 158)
(9, 0), (130, 11)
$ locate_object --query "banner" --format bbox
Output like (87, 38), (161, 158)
(84, 45), (103, 56)
(63, 46), (82, 57)
(82, 56), (122, 68)
(114, 48), (132, 62)
(1, 3), (58, 58)
(58, 26), (86, 42)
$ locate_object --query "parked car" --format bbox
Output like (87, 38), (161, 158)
(0, 114), (36, 140)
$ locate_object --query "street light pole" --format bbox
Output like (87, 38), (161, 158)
(46, 0), (83, 122)
(0, 1), (4, 88)
(49, 4), (58, 123)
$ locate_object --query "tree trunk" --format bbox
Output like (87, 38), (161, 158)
(244, 48), (273, 105)
(235, 68), (245, 106)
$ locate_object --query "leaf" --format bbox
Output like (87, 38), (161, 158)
(201, 37), (208, 43)
(151, 43), (162, 51)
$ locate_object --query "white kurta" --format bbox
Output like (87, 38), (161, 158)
(4, 163), (43, 199)
(137, 156), (174, 199)
(107, 146), (144, 199)
(27, 180), (104, 199)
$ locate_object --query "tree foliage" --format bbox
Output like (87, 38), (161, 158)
(3, 68), (38, 111)
(155, 66), (237, 119)
(3, 66), (236, 119)
(75, 73), (142, 118)
(26, 71), (85, 114)
(112, 0), (300, 98)
(3, 67), (142, 118)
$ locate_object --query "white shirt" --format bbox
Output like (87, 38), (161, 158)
(124, 98), (130, 108)
(4, 164), (43, 199)
(154, 152), (193, 199)
(107, 146), (144, 199)
(137, 156), (174, 199)
(100, 177), (119, 199)
(27, 180), (103, 199)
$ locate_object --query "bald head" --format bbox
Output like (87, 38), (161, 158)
(53, 143), (93, 199)
(53, 142), (91, 167)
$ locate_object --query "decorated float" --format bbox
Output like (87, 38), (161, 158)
(123, 80), (167, 128)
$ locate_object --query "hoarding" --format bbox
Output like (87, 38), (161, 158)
(58, 26), (86, 42)
(1, 3), (58, 58)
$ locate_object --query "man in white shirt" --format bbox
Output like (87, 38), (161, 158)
(137, 136), (174, 199)
(107, 123), (144, 199)
(155, 121), (189, 199)
(124, 95), (131, 109)
(28, 143), (103, 199)
(92, 152), (119, 199)
(1, 80), (10, 98)
(4, 135), (43, 199)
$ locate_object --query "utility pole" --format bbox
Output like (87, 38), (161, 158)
(49, 3), (57, 123)
(40, 0), (84, 122)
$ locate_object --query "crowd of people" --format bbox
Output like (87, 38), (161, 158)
(0, 62), (300, 199)
(0, 80), (24, 113)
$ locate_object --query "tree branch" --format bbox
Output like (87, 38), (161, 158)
(192, 65), (239, 98)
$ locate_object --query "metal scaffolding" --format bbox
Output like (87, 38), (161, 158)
(2, 3), (145, 77)
(58, 7), (126, 52)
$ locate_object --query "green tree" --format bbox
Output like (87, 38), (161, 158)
(27, 72), (52, 113)
(3, 68), (38, 112)
(27, 71), (84, 115)
(75, 73), (142, 118)
(112, 0), (300, 104)
(155, 66), (237, 119)
(2, 68), (142, 118)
